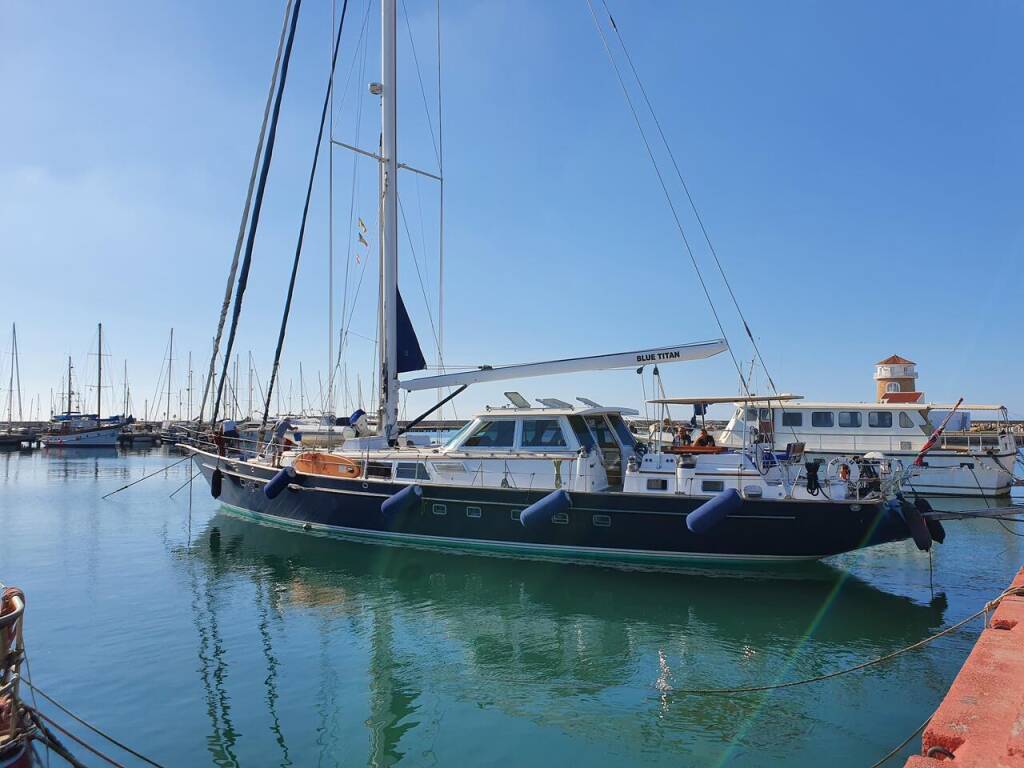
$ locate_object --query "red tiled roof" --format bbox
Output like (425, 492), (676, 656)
(881, 391), (923, 403)
(877, 354), (915, 365)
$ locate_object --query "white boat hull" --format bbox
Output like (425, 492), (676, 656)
(42, 426), (122, 447)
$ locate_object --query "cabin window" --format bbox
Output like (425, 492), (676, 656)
(646, 478), (668, 491)
(567, 415), (596, 450)
(365, 462), (392, 479)
(584, 416), (619, 448)
(552, 512), (569, 525)
(838, 411), (862, 428)
(592, 514), (611, 528)
(463, 420), (515, 448)
(395, 462), (431, 480)
(608, 414), (638, 448)
(869, 411), (893, 428)
(432, 503), (447, 516)
(745, 407), (758, 421)
(702, 480), (725, 493)
(899, 412), (914, 429)
(811, 412), (834, 428)
(521, 419), (568, 448)
(781, 412), (803, 427)
(466, 506), (482, 519)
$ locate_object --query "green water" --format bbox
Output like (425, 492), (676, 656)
(1, 448), (1021, 767)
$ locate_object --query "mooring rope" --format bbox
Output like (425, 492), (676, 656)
(100, 454), (192, 499)
(22, 679), (166, 768)
(868, 713), (933, 768)
(669, 585), (1022, 696)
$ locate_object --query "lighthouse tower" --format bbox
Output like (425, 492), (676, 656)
(874, 355), (923, 403)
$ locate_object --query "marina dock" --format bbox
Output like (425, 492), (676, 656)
(904, 566), (1024, 767)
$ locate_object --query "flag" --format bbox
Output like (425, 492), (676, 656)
(357, 217), (367, 234)
(358, 233), (368, 247)
(914, 397), (964, 466)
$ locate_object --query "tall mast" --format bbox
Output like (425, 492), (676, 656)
(67, 356), (73, 416)
(5, 324), (13, 429)
(123, 360), (128, 416)
(166, 328), (174, 420)
(379, 0), (399, 440)
(187, 351), (193, 421)
(96, 323), (102, 419)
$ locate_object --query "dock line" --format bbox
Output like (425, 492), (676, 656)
(100, 454), (192, 499)
(668, 584), (1024, 696)
(22, 677), (166, 768)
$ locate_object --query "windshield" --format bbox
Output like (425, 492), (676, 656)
(442, 420), (476, 449)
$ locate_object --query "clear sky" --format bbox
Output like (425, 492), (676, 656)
(2, 0), (1021, 424)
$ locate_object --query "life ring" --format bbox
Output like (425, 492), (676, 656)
(826, 457), (859, 483)
(292, 452), (361, 479)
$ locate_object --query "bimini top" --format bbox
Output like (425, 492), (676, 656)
(481, 403), (639, 418)
(731, 400), (1006, 411)
(648, 394), (802, 406)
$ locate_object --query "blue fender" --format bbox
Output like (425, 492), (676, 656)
(520, 489), (572, 529)
(264, 466), (296, 500)
(382, 484), (422, 520)
(210, 468), (223, 499)
(686, 488), (742, 534)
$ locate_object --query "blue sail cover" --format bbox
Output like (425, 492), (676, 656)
(396, 289), (427, 374)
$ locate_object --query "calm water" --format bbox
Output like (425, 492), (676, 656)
(1, 448), (1022, 767)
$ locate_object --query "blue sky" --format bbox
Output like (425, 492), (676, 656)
(2, 0), (1021, 422)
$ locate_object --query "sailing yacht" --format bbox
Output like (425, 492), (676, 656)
(186, 0), (934, 565)
(41, 324), (127, 448)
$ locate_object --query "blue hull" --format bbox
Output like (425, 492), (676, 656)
(191, 450), (912, 564)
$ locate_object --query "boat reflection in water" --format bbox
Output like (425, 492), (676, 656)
(180, 511), (949, 766)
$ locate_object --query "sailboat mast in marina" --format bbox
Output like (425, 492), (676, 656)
(185, 0), (935, 566)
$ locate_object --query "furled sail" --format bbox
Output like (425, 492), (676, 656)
(396, 290), (427, 374)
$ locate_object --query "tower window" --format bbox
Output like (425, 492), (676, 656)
(885, 382), (900, 393)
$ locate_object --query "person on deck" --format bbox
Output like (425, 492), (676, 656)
(673, 426), (691, 447)
(694, 428), (716, 447)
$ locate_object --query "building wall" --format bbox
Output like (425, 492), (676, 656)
(876, 377), (916, 402)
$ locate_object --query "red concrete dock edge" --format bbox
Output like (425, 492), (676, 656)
(905, 566), (1024, 767)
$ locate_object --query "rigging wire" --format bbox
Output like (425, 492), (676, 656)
(213, 0), (303, 426)
(584, 0), (751, 396)
(198, 0), (294, 425)
(260, 0), (351, 436)
(599, 0), (782, 396)
(400, 0), (440, 167)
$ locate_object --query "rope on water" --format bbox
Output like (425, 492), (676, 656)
(22, 679), (166, 768)
(28, 707), (127, 768)
(25, 707), (89, 768)
(868, 713), (933, 768)
(169, 470), (202, 499)
(101, 454), (192, 499)
(670, 586), (1022, 695)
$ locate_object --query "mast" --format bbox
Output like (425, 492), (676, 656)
(187, 351), (193, 421)
(5, 325), (13, 429)
(12, 324), (22, 423)
(123, 360), (128, 416)
(378, 0), (399, 440)
(66, 356), (73, 416)
(167, 328), (174, 421)
(97, 322), (102, 419)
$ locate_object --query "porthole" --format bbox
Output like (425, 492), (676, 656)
(466, 506), (482, 519)
(552, 512), (569, 524)
(510, 509), (521, 521)
(432, 503), (447, 516)
(592, 514), (611, 528)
